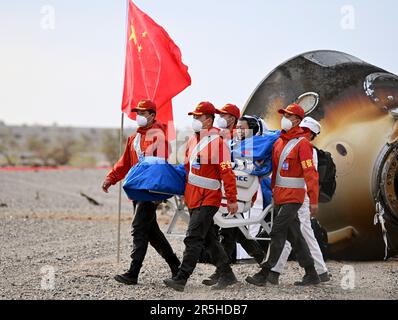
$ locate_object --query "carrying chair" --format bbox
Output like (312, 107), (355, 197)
(213, 170), (274, 241)
(166, 170), (274, 242)
(165, 195), (190, 236)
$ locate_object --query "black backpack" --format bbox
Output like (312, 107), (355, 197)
(310, 218), (329, 260)
(314, 146), (337, 203)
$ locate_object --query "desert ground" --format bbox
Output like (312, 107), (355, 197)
(1, 168), (397, 300)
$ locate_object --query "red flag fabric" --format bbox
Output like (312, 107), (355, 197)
(122, 1), (191, 139)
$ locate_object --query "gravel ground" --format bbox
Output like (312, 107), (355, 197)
(1, 169), (398, 300)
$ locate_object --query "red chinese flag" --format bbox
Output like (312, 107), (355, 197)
(122, 1), (191, 139)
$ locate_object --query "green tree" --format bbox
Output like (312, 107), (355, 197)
(0, 131), (18, 166)
(101, 129), (127, 165)
(25, 135), (52, 165)
(49, 136), (77, 165)
(76, 133), (92, 152)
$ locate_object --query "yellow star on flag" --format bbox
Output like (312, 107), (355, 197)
(129, 25), (137, 45)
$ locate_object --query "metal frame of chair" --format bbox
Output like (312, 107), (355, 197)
(165, 196), (190, 236)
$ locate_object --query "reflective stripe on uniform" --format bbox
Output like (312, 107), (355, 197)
(133, 133), (143, 160)
(188, 135), (221, 190)
(275, 137), (306, 189)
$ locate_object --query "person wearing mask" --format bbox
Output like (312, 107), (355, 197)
(202, 114), (271, 286)
(246, 103), (321, 286)
(163, 101), (238, 292)
(102, 99), (180, 286)
(215, 103), (240, 140)
(270, 116), (330, 283)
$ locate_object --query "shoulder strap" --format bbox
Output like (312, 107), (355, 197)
(278, 137), (305, 171)
(275, 137), (306, 189)
(187, 134), (221, 191)
(189, 135), (219, 166)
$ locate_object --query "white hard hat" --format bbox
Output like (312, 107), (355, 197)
(300, 116), (321, 135)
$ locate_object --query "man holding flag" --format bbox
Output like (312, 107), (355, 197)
(102, 99), (181, 285)
(102, 1), (191, 285)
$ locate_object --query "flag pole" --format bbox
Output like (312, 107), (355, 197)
(116, 0), (129, 264)
(117, 112), (124, 264)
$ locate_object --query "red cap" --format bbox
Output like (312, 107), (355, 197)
(216, 104), (241, 119)
(131, 99), (157, 113)
(188, 101), (216, 116)
(278, 103), (305, 119)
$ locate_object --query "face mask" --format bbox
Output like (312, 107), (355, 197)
(216, 117), (228, 129)
(136, 115), (148, 127)
(281, 116), (293, 131)
(192, 119), (203, 133)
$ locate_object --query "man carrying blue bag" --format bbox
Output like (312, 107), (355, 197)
(101, 99), (181, 286)
(122, 156), (186, 202)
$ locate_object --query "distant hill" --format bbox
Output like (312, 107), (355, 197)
(0, 121), (134, 167)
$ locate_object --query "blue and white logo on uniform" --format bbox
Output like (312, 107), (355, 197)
(192, 162), (200, 170)
(282, 161), (289, 171)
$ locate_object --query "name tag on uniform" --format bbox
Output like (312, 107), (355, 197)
(282, 161), (289, 171)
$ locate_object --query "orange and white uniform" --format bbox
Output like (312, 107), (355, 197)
(271, 126), (319, 206)
(184, 128), (237, 209)
(106, 121), (169, 185)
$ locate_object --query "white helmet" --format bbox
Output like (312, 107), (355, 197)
(300, 116), (321, 135)
(240, 115), (269, 136)
(254, 116), (269, 136)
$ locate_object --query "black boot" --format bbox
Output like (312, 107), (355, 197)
(163, 274), (187, 292)
(211, 269), (238, 290)
(319, 272), (331, 283)
(294, 266), (320, 286)
(202, 269), (221, 286)
(245, 268), (269, 287)
(114, 261), (141, 285)
(166, 254), (181, 278)
(266, 271), (280, 285)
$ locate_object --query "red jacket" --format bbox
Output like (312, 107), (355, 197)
(184, 127), (237, 209)
(271, 126), (319, 205)
(106, 121), (169, 185)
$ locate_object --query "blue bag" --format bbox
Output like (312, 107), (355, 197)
(232, 130), (280, 162)
(232, 131), (280, 209)
(232, 130), (280, 176)
(123, 157), (187, 202)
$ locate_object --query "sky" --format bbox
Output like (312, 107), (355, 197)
(1, 0), (398, 129)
